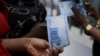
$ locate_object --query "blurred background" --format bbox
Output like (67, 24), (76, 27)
(39, 0), (100, 56)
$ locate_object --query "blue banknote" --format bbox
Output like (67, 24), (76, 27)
(72, 3), (87, 16)
(46, 15), (70, 49)
(58, 1), (74, 16)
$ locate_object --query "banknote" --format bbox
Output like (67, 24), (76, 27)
(72, 3), (87, 16)
(58, 1), (74, 16)
(46, 15), (70, 49)
(58, 1), (87, 16)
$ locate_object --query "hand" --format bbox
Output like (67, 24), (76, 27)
(51, 48), (64, 56)
(71, 7), (90, 27)
(25, 38), (63, 56)
(40, 48), (63, 56)
(85, 3), (99, 19)
(25, 38), (49, 56)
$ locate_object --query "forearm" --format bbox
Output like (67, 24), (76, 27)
(88, 27), (100, 42)
(2, 38), (29, 53)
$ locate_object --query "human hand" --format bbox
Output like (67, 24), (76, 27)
(25, 38), (63, 56)
(71, 7), (90, 27)
(38, 48), (63, 56)
(51, 48), (64, 56)
(25, 38), (49, 56)
(85, 3), (99, 19)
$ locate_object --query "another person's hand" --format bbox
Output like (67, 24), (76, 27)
(72, 3), (99, 27)
(71, 7), (90, 27)
(71, 3), (98, 27)
(85, 3), (99, 19)
(71, 3), (99, 36)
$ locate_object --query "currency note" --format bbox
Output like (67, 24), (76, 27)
(58, 1), (74, 16)
(46, 15), (70, 49)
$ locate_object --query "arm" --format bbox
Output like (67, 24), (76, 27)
(71, 3), (100, 42)
(2, 37), (50, 56)
(85, 27), (100, 42)
(2, 37), (63, 56)
(2, 38), (30, 53)
(2, 22), (63, 56)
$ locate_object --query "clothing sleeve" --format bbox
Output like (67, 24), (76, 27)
(0, 12), (9, 36)
(0, 0), (10, 56)
(0, 0), (10, 36)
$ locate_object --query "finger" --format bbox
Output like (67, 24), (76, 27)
(72, 7), (89, 20)
(86, 4), (95, 14)
(43, 40), (49, 48)
(85, 2), (91, 8)
(58, 48), (64, 53)
(40, 49), (50, 56)
(71, 7), (81, 17)
(85, 2), (94, 11)
(38, 39), (49, 49)
(85, 3), (98, 19)
(52, 47), (59, 56)
(45, 49), (50, 54)
(45, 49), (51, 56)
